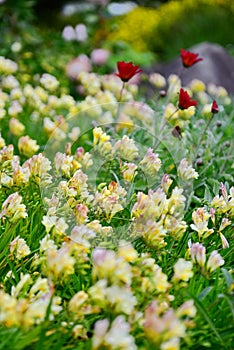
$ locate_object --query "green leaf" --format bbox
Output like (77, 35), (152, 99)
(221, 268), (234, 288)
(197, 286), (213, 301)
(193, 296), (225, 347)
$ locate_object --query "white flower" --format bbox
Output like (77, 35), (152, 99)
(0, 192), (27, 222)
(178, 158), (198, 181)
(10, 236), (31, 260)
(40, 73), (59, 92)
(62, 26), (76, 41)
(173, 258), (193, 282)
(206, 250), (224, 273)
(75, 24), (88, 42)
(92, 316), (137, 350)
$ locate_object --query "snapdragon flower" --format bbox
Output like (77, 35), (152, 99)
(0, 192), (27, 222)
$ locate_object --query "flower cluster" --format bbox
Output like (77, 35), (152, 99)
(0, 42), (233, 350)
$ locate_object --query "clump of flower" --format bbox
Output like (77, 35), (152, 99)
(54, 152), (80, 178)
(133, 255), (171, 294)
(0, 276), (62, 328)
(92, 247), (132, 285)
(0, 56), (18, 74)
(189, 79), (206, 93)
(144, 299), (196, 349)
(190, 242), (225, 275)
(131, 182), (187, 245)
(149, 73), (166, 89)
(93, 181), (127, 220)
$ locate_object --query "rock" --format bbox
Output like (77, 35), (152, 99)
(149, 42), (234, 94)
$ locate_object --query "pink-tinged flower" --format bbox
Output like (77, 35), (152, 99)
(115, 61), (142, 82)
(211, 100), (218, 114)
(66, 55), (91, 80)
(206, 250), (224, 273)
(190, 242), (206, 268)
(178, 88), (197, 110)
(180, 48), (203, 68)
(91, 49), (110, 66)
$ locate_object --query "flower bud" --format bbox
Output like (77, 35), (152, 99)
(211, 100), (218, 114)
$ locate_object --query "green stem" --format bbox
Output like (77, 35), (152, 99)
(193, 113), (214, 165)
(153, 108), (179, 150)
(116, 82), (125, 121)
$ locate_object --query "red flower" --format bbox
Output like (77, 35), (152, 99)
(178, 88), (197, 110)
(115, 61), (142, 82)
(180, 48), (203, 68)
(211, 100), (218, 114)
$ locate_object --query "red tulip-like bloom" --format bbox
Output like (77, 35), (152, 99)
(178, 88), (197, 110)
(211, 100), (219, 114)
(115, 61), (142, 82)
(180, 48), (203, 68)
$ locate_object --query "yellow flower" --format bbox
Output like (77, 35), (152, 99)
(18, 136), (39, 157)
(173, 258), (193, 282)
(9, 118), (25, 136)
(189, 79), (206, 93)
(118, 240), (138, 262)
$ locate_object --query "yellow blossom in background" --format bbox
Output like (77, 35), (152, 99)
(18, 136), (40, 157)
(189, 79), (206, 93)
(0, 56), (18, 74)
(149, 73), (166, 89)
(40, 73), (59, 92)
(9, 118), (25, 136)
